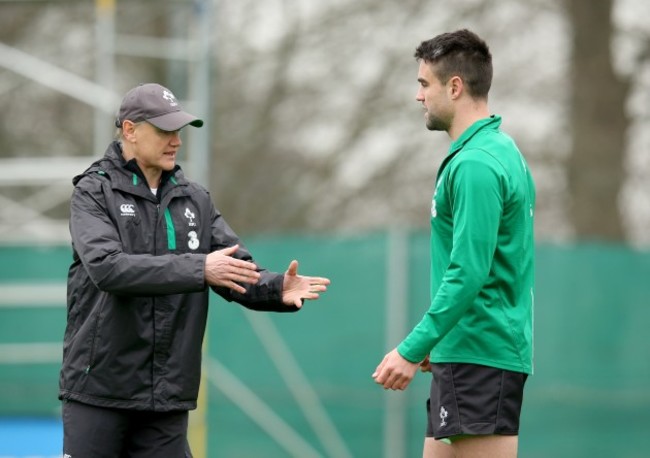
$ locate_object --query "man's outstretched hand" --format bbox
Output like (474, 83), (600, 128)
(282, 260), (330, 308)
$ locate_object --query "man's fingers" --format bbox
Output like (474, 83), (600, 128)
(226, 281), (247, 295)
(230, 264), (260, 279)
(205, 246), (262, 291)
(301, 283), (327, 301)
(388, 373), (412, 391)
(213, 246), (259, 273)
(372, 368), (383, 382)
(373, 363), (413, 389)
(382, 372), (401, 390)
(303, 275), (330, 285)
(372, 356), (388, 380)
(229, 258), (258, 271)
(224, 266), (262, 292)
(229, 273), (260, 285)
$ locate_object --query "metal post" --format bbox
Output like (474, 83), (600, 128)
(187, 6), (214, 457)
(384, 228), (409, 457)
(187, 0), (212, 187)
(95, 0), (116, 156)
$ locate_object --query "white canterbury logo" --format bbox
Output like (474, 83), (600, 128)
(120, 203), (135, 216)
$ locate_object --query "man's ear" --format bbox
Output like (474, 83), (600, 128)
(122, 120), (137, 142)
(448, 75), (463, 100)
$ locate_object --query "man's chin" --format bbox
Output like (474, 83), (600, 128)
(426, 118), (447, 132)
(161, 158), (177, 170)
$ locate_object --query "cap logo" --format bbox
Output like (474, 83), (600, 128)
(162, 90), (178, 107)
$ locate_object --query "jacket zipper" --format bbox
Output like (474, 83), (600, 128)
(85, 306), (102, 374)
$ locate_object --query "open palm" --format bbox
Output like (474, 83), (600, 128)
(282, 260), (330, 307)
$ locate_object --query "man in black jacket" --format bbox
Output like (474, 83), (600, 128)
(60, 83), (330, 457)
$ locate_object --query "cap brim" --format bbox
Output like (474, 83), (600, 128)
(147, 111), (204, 131)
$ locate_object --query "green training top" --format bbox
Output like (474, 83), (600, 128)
(397, 115), (535, 374)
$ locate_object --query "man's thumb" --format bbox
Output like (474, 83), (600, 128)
(287, 260), (298, 276)
(220, 244), (239, 256)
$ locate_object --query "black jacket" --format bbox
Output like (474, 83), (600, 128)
(59, 142), (296, 412)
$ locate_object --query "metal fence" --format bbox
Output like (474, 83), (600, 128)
(1, 234), (649, 457)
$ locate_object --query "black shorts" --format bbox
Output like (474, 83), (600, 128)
(62, 400), (192, 458)
(425, 363), (528, 440)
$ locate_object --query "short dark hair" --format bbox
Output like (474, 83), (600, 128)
(414, 29), (492, 99)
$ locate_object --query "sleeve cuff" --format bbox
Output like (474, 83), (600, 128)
(396, 341), (426, 363)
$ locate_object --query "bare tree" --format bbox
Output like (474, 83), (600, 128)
(1, 0), (649, 244)
(209, 0), (513, 234)
(565, 0), (629, 241)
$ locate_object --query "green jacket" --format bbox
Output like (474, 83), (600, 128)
(398, 116), (535, 374)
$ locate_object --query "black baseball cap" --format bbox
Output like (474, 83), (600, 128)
(115, 83), (204, 131)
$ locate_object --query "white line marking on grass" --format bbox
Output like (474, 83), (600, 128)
(204, 356), (322, 458)
(245, 312), (353, 458)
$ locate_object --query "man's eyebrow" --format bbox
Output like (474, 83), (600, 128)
(417, 77), (428, 84)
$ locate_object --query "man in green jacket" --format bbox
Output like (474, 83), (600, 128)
(373, 29), (535, 458)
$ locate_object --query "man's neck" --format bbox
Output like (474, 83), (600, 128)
(140, 168), (162, 189)
(120, 143), (162, 188)
(448, 100), (490, 141)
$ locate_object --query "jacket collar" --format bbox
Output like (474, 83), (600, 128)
(73, 141), (189, 195)
(107, 142), (183, 188)
(434, 115), (502, 185)
(448, 115), (502, 156)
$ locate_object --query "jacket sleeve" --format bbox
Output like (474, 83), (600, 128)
(70, 178), (207, 296)
(206, 202), (298, 313)
(397, 155), (505, 362)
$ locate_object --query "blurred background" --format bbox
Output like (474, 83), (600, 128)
(0, 0), (649, 457)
